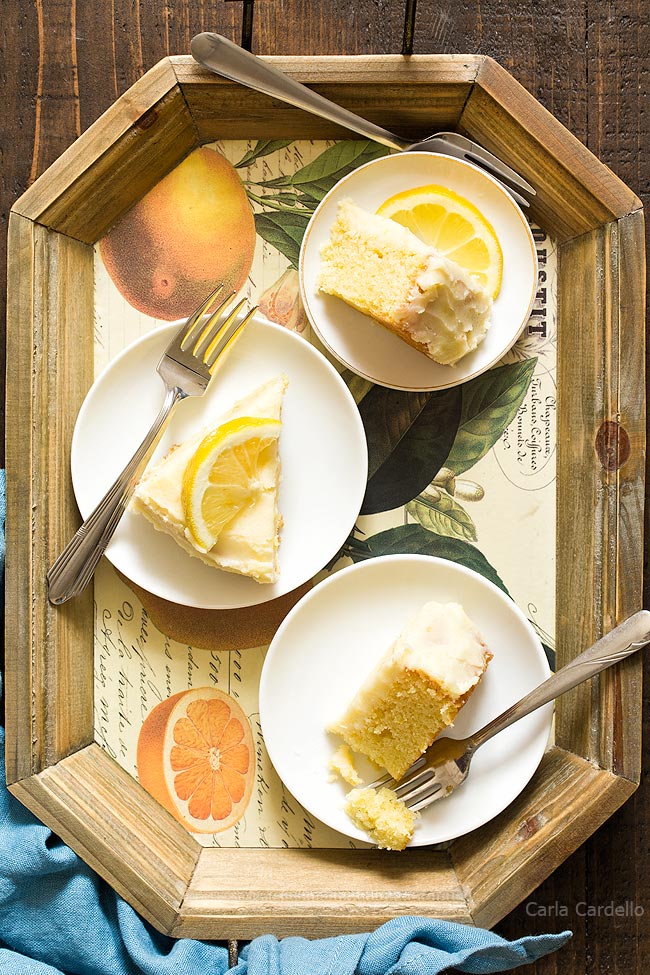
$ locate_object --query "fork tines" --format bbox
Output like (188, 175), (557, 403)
(367, 754), (444, 811)
(204, 299), (256, 373)
(398, 774), (443, 812)
(179, 284), (235, 354)
(165, 285), (257, 376)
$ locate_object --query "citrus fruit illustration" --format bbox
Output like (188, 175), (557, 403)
(376, 184), (503, 298)
(137, 687), (255, 833)
(100, 147), (256, 320)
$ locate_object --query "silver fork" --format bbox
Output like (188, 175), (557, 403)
(47, 285), (257, 605)
(369, 610), (650, 813)
(190, 32), (536, 208)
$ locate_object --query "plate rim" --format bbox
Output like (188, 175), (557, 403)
(70, 314), (369, 610)
(298, 151), (538, 392)
(259, 552), (553, 846)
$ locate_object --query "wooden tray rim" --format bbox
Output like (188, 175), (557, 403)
(4, 54), (646, 939)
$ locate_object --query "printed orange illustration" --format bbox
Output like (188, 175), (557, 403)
(100, 147), (256, 320)
(137, 687), (255, 833)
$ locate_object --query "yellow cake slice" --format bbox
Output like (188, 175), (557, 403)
(132, 375), (288, 583)
(329, 601), (492, 780)
(318, 200), (492, 365)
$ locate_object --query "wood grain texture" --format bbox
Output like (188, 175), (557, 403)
(581, 8), (650, 972)
(13, 60), (199, 242)
(1, 0), (648, 970)
(556, 214), (645, 778)
(9, 743), (200, 934)
(459, 58), (641, 241)
(173, 55), (478, 143)
(175, 847), (469, 940)
(452, 747), (636, 930)
(4, 216), (95, 783)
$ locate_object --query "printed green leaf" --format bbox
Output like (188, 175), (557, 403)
(254, 210), (311, 267)
(234, 139), (294, 168)
(359, 385), (462, 515)
(444, 358), (537, 475)
(348, 524), (510, 596)
(256, 192), (316, 209)
(257, 174), (294, 189)
(407, 495), (478, 542)
(283, 140), (390, 202)
(542, 644), (556, 670)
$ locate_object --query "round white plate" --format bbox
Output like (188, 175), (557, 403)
(71, 316), (368, 609)
(259, 555), (552, 846)
(299, 151), (537, 391)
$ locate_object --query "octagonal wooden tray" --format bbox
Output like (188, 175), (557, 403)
(5, 54), (645, 940)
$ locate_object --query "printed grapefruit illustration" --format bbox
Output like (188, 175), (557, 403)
(100, 147), (256, 320)
(137, 687), (255, 833)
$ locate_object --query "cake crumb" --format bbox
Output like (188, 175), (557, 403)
(328, 743), (362, 786)
(345, 786), (417, 851)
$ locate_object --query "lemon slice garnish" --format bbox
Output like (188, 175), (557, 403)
(376, 184), (503, 299)
(181, 415), (282, 552)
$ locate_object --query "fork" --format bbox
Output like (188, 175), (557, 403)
(47, 285), (256, 605)
(368, 610), (650, 812)
(190, 32), (535, 208)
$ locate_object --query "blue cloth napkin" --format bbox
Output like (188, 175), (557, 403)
(0, 468), (570, 974)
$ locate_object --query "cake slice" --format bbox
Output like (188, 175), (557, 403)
(328, 601), (492, 780)
(132, 375), (288, 583)
(318, 200), (492, 365)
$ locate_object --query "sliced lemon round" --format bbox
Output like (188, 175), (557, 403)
(181, 415), (281, 552)
(376, 184), (503, 298)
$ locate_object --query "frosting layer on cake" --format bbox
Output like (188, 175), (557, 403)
(132, 375), (287, 583)
(329, 601), (492, 779)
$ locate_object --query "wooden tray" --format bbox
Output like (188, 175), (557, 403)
(5, 54), (645, 940)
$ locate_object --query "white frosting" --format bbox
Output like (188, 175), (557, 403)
(331, 601), (490, 738)
(132, 375), (287, 583)
(398, 257), (492, 366)
(395, 601), (489, 696)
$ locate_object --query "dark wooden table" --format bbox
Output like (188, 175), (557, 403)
(2, 1), (648, 971)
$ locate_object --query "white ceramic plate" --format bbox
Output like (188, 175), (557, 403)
(299, 152), (537, 391)
(259, 555), (552, 846)
(71, 316), (368, 609)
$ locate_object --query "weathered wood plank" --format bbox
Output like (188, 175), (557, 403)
(5, 217), (95, 782)
(175, 846), (468, 940)
(556, 216), (645, 780)
(583, 5), (650, 971)
(12, 59), (198, 242)
(459, 58), (641, 241)
(452, 747), (637, 930)
(251, 1), (406, 55)
(9, 743), (200, 934)
(2, 2), (647, 965)
(173, 54), (479, 143)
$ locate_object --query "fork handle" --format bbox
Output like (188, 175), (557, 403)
(190, 32), (410, 151)
(47, 386), (184, 605)
(469, 611), (650, 751)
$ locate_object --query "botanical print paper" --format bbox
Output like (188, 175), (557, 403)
(93, 140), (557, 847)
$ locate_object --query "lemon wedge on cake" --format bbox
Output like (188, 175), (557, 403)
(376, 185), (503, 299)
(132, 375), (287, 583)
(182, 416), (282, 552)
